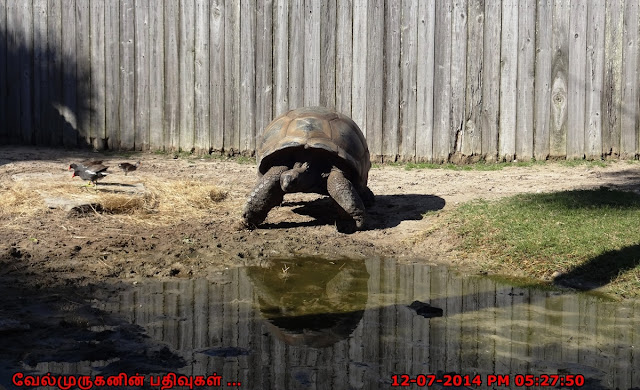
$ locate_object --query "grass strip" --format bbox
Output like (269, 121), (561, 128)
(450, 188), (640, 298)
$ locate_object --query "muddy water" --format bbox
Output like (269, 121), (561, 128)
(3, 258), (639, 390)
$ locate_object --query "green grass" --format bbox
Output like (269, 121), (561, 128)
(450, 188), (640, 298)
(557, 159), (610, 168)
(372, 159), (613, 171)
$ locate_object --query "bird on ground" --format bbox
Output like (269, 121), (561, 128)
(69, 163), (109, 187)
(118, 161), (141, 176)
(82, 159), (103, 166)
(68, 160), (103, 171)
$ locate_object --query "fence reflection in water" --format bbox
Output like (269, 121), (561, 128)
(31, 258), (639, 389)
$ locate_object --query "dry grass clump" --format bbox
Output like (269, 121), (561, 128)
(99, 193), (149, 214)
(1, 177), (229, 226)
(209, 188), (229, 202)
(0, 182), (44, 217)
(109, 178), (230, 225)
(145, 178), (228, 212)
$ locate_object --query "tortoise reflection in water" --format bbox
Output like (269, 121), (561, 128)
(245, 257), (370, 348)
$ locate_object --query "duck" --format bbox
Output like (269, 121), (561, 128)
(118, 161), (141, 176)
(69, 163), (109, 187)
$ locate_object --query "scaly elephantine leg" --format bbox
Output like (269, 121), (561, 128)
(327, 168), (366, 231)
(241, 165), (289, 228)
(358, 185), (375, 208)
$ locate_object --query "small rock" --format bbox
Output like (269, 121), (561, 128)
(9, 247), (22, 258)
(408, 300), (443, 318)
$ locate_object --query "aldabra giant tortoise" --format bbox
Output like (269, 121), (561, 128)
(241, 106), (374, 231)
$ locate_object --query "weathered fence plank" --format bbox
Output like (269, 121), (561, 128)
(33, 0), (48, 145)
(352, 0), (367, 135)
(549, 0), (569, 158)
(585, 1), (605, 159)
(462, 0), (483, 160)
(149, 0), (164, 150)
(179, 0), (195, 151)
(416, 2), (435, 161)
(255, 0), (273, 136)
(481, 0), (501, 160)
(433, 0), (452, 162)
(382, 0), (399, 161)
(415, 0), (435, 163)
(119, 0), (135, 150)
(320, 0), (335, 109)
(400, 0), (418, 161)
(76, 0), (90, 146)
(223, 0), (240, 153)
(17, 0), (33, 144)
(135, 0), (150, 151)
(304, 0), (320, 107)
(498, 0), (517, 161)
(534, 0), (552, 160)
(567, 0), (587, 159)
(0, 0), (6, 141)
(194, 0), (210, 152)
(164, 0), (179, 150)
(240, 0), (256, 153)
(620, 0), (639, 159)
(516, 0), (535, 160)
(90, 0), (106, 149)
(366, 0), (382, 159)
(209, 0), (223, 150)
(288, 0), (304, 109)
(400, 0), (417, 161)
(603, 0), (623, 158)
(61, 0), (76, 147)
(105, 0), (119, 149)
(335, 0), (352, 116)
(46, 0), (63, 146)
(450, 0), (467, 158)
(272, 0), (288, 117)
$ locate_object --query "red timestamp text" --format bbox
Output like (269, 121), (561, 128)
(391, 374), (483, 387)
(391, 373), (586, 387)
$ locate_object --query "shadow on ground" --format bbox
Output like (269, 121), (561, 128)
(0, 254), (186, 388)
(554, 244), (640, 292)
(265, 194), (445, 232)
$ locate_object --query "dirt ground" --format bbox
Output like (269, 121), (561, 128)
(2, 145), (640, 291)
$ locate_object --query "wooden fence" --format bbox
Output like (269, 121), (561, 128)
(31, 259), (639, 389)
(0, 0), (638, 162)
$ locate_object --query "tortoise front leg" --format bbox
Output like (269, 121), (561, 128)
(241, 165), (289, 228)
(327, 168), (366, 231)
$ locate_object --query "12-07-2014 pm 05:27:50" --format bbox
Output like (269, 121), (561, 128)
(391, 373), (586, 387)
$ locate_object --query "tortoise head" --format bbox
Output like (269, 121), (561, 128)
(280, 162), (315, 193)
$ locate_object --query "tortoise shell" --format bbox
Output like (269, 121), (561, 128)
(257, 107), (371, 186)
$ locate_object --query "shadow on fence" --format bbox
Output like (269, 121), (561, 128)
(0, 28), (93, 151)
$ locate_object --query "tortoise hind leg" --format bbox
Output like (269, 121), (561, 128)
(359, 185), (375, 208)
(241, 165), (288, 229)
(327, 168), (366, 232)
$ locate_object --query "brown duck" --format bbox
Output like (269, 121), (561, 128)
(118, 161), (141, 176)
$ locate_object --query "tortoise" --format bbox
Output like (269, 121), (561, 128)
(241, 106), (374, 232)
